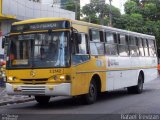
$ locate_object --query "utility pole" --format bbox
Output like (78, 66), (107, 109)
(109, 0), (112, 26)
(99, 0), (105, 25)
(75, 0), (78, 20)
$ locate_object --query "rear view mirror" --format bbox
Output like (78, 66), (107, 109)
(77, 34), (82, 44)
(2, 37), (6, 49)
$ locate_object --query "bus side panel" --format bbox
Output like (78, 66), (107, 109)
(106, 56), (138, 91)
(142, 57), (158, 83)
(106, 56), (158, 91)
(71, 56), (106, 96)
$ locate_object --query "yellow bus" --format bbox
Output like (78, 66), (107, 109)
(3, 18), (158, 104)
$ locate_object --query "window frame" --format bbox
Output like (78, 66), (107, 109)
(142, 38), (150, 57)
(117, 33), (129, 57)
(89, 28), (105, 56)
(105, 31), (119, 56)
(128, 35), (139, 57)
(148, 39), (157, 57)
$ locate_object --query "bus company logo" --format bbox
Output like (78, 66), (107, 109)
(30, 70), (36, 77)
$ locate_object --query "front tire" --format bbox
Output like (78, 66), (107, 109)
(83, 80), (97, 104)
(35, 96), (50, 104)
(127, 74), (143, 94)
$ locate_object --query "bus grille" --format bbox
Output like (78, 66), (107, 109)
(21, 78), (48, 84)
(21, 86), (45, 95)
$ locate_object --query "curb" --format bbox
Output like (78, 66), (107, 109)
(0, 98), (35, 106)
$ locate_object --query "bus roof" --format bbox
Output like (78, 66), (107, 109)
(12, 18), (71, 25)
(12, 17), (155, 39)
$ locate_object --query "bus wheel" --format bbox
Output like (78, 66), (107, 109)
(127, 74), (143, 94)
(35, 96), (50, 104)
(83, 80), (97, 104)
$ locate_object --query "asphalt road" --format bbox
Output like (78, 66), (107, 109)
(0, 77), (160, 120)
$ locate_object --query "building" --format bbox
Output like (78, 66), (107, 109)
(0, 0), (75, 58)
(41, 0), (61, 7)
(61, 0), (80, 9)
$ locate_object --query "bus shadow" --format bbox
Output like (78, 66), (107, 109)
(11, 88), (154, 110)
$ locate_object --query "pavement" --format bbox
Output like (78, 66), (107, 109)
(0, 86), (34, 106)
(0, 65), (34, 106)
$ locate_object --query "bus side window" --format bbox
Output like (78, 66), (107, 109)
(138, 38), (145, 56)
(143, 39), (149, 56)
(118, 34), (129, 56)
(78, 33), (88, 54)
(90, 29), (100, 42)
(135, 37), (140, 56)
(72, 33), (90, 65)
(105, 32), (118, 55)
(148, 39), (156, 57)
(153, 40), (157, 57)
(129, 36), (139, 57)
(90, 29), (105, 55)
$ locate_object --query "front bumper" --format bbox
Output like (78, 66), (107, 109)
(6, 83), (71, 96)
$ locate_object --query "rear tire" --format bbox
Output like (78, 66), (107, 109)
(35, 96), (50, 104)
(83, 80), (97, 104)
(127, 74), (143, 94)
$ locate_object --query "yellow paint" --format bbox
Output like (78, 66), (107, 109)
(12, 18), (71, 25)
(0, 0), (2, 15)
(70, 56), (107, 96)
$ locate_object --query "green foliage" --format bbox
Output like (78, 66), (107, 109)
(81, 0), (121, 25)
(80, 0), (160, 49)
(114, 0), (160, 50)
(62, 0), (80, 20)
(124, 1), (138, 14)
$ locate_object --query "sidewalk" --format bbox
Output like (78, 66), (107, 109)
(0, 86), (34, 106)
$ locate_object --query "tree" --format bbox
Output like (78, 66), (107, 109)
(62, 0), (80, 20)
(114, 0), (160, 49)
(81, 0), (121, 26)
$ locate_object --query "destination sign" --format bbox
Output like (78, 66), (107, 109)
(11, 21), (70, 33)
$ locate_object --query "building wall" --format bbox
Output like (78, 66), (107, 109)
(2, 0), (75, 20)
(0, 0), (75, 57)
(0, 20), (16, 55)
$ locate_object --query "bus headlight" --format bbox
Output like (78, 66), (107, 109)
(8, 77), (16, 81)
(60, 75), (71, 81)
(60, 75), (65, 80)
(8, 77), (13, 81)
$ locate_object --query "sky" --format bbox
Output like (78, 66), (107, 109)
(41, 0), (128, 14)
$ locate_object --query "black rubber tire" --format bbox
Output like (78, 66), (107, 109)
(127, 74), (143, 94)
(83, 80), (97, 104)
(35, 96), (50, 104)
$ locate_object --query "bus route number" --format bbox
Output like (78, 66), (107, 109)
(50, 69), (62, 74)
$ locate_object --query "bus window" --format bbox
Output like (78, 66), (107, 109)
(100, 31), (104, 42)
(138, 38), (145, 56)
(148, 39), (156, 57)
(106, 32), (114, 44)
(90, 42), (105, 55)
(129, 36), (139, 57)
(118, 34), (129, 56)
(72, 33), (90, 65)
(90, 29), (105, 55)
(105, 32), (118, 55)
(143, 39), (149, 56)
(78, 33), (88, 54)
(90, 29), (100, 42)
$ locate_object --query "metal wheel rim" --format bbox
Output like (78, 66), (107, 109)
(89, 84), (95, 98)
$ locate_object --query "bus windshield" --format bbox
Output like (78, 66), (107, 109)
(7, 32), (70, 68)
